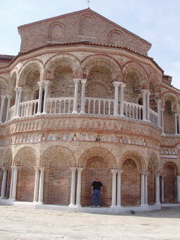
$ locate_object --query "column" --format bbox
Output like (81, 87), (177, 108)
(6, 95), (12, 122)
(33, 167), (40, 203)
(0, 95), (6, 123)
(141, 174), (145, 205)
(69, 167), (77, 207)
(155, 173), (160, 205)
(157, 99), (161, 128)
(141, 90), (147, 121)
(177, 176), (180, 203)
(37, 81), (43, 114)
(38, 168), (45, 204)
(9, 167), (14, 199)
(13, 88), (19, 118)
(72, 79), (79, 114)
(175, 114), (178, 135)
(80, 79), (87, 114)
(146, 91), (150, 121)
(120, 82), (125, 116)
(76, 168), (83, 207)
(161, 108), (165, 134)
(16, 87), (22, 118)
(113, 82), (120, 116)
(111, 169), (118, 207)
(161, 176), (164, 203)
(11, 166), (19, 201)
(42, 80), (49, 114)
(1, 168), (7, 198)
(117, 170), (123, 207)
(178, 114), (180, 135)
(144, 174), (148, 205)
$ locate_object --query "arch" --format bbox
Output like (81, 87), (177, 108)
(41, 145), (76, 167)
(161, 92), (178, 111)
(81, 54), (122, 80)
(44, 53), (81, 80)
(79, 147), (117, 169)
(0, 77), (8, 95)
(18, 59), (44, 86)
(48, 21), (66, 42)
(122, 61), (148, 103)
(108, 29), (125, 47)
(14, 147), (37, 202)
(79, 14), (95, 36)
(119, 151), (145, 170)
(41, 146), (75, 205)
(163, 161), (178, 204)
(79, 147), (116, 207)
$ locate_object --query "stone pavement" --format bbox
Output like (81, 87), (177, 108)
(0, 205), (180, 240)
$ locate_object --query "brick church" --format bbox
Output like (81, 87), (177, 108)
(0, 8), (179, 212)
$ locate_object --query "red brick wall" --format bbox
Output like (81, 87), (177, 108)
(164, 164), (177, 203)
(43, 167), (71, 205)
(121, 159), (141, 206)
(16, 165), (35, 202)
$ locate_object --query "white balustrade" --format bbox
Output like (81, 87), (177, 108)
(149, 108), (158, 127)
(46, 97), (74, 115)
(85, 97), (114, 115)
(19, 100), (38, 118)
(123, 101), (143, 120)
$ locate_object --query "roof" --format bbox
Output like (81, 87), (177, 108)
(0, 54), (15, 60)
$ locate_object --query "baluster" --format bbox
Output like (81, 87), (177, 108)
(98, 100), (101, 114)
(88, 99), (90, 114)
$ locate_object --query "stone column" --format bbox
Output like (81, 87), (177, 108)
(6, 95), (12, 122)
(1, 168), (7, 198)
(0, 95), (6, 123)
(42, 80), (49, 114)
(117, 170), (123, 207)
(80, 79), (87, 114)
(11, 166), (19, 201)
(38, 168), (45, 204)
(16, 87), (22, 118)
(146, 91), (150, 121)
(76, 168), (83, 207)
(120, 82), (125, 116)
(72, 79), (80, 114)
(37, 81), (43, 114)
(14, 88), (19, 118)
(33, 167), (40, 203)
(157, 99), (161, 128)
(9, 167), (14, 199)
(161, 176), (164, 203)
(178, 114), (180, 135)
(155, 173), (160, 205)
(113, 82), (120, 116)
(69, 167), (77, 207)
(144, 174), (148, 205)
(177, 176), (180, 203)
(141, 174), (145, 206)
(141, 90), (147, 121)
(161, 108), (165, 134)
(111, 169), (118, 207)
(175, 113), (178, 135)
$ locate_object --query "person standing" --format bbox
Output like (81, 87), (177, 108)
(91, 177), (103, 207)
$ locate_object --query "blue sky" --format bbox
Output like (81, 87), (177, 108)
(0, 0), (180, 89)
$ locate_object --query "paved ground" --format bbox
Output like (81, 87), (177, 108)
(0, 205), (180, 240)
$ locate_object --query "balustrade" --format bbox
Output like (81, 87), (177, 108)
(3, 97), (159, 128)
(46, 97), (74, 115)
(123, 101), (143, 120)
(84, 97), (114, 115)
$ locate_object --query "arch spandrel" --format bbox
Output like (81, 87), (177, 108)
(41, 146), (76, 168)
(2, 149), (12, 168)
(78, 147), (117, 169)
(119, 151), (145, 171)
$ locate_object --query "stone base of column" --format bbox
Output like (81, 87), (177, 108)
(68, 204), (76, 208)
(37, 201), (43, 205)
(75, 204), (82, 208)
